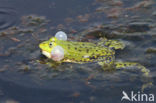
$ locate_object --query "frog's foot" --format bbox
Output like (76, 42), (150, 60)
(37, 59), (62, 68)
(47, 60), (62, 68)
(141, 82), (153, 92)
(97, 38), (125, 50)
(115, 61), (153, 91)
(98, 62), (115, 71)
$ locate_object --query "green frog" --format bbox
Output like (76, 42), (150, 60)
(39, 37), (149, 75)
(39, 36), (152, 90)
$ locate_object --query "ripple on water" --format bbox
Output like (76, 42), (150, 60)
(0, 7), (17, 30)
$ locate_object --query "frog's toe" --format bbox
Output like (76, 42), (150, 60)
(141, 82), (153, 92)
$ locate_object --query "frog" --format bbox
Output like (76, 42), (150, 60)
(39, 36), (152, 90)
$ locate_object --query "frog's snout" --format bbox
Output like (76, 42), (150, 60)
(39, 41), (48, 50)
(39, 43), (44, 50)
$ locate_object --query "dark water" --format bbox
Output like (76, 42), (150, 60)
(0, 0), (156, 103)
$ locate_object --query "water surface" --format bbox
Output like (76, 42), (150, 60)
(0, 0), (156, 103)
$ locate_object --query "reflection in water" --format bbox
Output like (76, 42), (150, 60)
(0, 8), (18, 30)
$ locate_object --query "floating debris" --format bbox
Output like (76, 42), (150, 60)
(3, 99), (19, 103)
(9, 37), (21, 42)
(127, 22), (150, 33)
(57, 24), (65, 30)
(126, 0), (153, 10)
(71, 92), (80, 97)
(107, 7), (122, 18)
(64, 17), (74, 24)
(146, 47), (156, 54)
(77, 14), (90, 23)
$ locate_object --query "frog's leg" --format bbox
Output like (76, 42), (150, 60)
(97, 38), (125, 50)
(115, 62), (153, 91)
(115, 62), (150, 76)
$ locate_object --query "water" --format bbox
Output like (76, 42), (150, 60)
(0, 0), (156, 103)
(0, 7), (17, 30)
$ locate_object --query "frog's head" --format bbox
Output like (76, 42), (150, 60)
(39, 37), (58, 58)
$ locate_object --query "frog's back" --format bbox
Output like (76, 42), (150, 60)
(56, 40), (114, 63)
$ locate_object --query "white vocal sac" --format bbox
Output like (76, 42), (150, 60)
(51, 46), (64, 61)
(55, 31), (67, 41)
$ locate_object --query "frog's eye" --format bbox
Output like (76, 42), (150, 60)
(49, 42), (53, 48)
